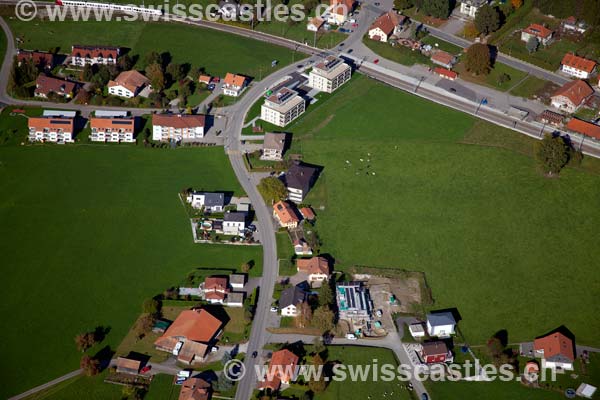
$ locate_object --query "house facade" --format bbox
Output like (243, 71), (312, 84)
(70, 45), (120, 66)
(520, 24), (554, 46)
(204, 277), (229, 304)
(222, 73), (247, 97)
(186, 191), (225, 212)
(152, 114), (205, 142)
(326, 0), (355, 25)
(296, 257), (330, 282)
(308, 57), (352, 93)
(34, 75), (77, 99)
(273, 201), (300, 228)
(17, 49), (55, 69)
(260, 88), (306, 127)
(550, 80), (594, 114)
(426, 312), (456, 337)
(368, 11), (402, 42)
(560, 53), (597, 79)
(534, 332), (575, 371)
(279, 286), (306, 317)
(90, 116), (135, 142)
(421, 341), (453, 364)
(108, 70), (150, 98)
(307, 17), (325, 32)
(223, 211), (246, 235)
(284, 161), (318, 203)
(259, 349), (299, 391)
(430, 51), (457, 70)
(261, 132), (287, 161)
(28, 116), (74, 143)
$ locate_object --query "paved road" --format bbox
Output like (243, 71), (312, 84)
(7, 369), (83, 400)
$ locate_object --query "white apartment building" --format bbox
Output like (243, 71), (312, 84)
(308, 57), (351, 93)
(260, 88), (305, 127)
(152, 114), (205, 142)
(90, 115), (135, 143)
(28, 116), (74, 143)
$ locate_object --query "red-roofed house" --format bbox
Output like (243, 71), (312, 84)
(204, 277), (229, 304)
(299, 207), (315, 221)
(259, 349), (299, 391)
(421, 341), (453, 364)
(521, 24), (554, 46)
(296, 257), (330, 282)
(550, 80), (594, 113)
(368, 11), (402, 42)
(17, 49), (55, 69)
(434, 67), (458, 81)
(90, 116), (135, 143)
(108, 70), (150, 98)
(326, 0), (355, 25)
(28, 115), (75, 143)
(70, 45), (120, 66)
(566, 118), (600, 140)
(199, 75), (212, 85)
(179, 378), (211, 400)
(560, 53), (597, 79)
(223, 73), (248, 97)
(534, 332), (575, 371)
(154, 309), (223, 364)
(430, 51), (457, 69)
(273, 201), (300, 229)
(152, 114), (206, 141)
(34, 75), (78, 99)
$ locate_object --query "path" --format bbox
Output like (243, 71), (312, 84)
(7, 369), (83, 400)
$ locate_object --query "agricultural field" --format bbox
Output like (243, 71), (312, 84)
(284, 75), (600, 348)
(0, 138), (262, 398)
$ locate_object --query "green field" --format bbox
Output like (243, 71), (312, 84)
(0, 144), (262, 398)
(285, 75), (600, 347)
(7, 19), (298, 78)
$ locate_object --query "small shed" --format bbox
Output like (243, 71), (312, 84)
(576, 383), (597, 399)
(409, 322), (426, 339)
(116, 357), (141, 375)
(230, 274), (246, 289)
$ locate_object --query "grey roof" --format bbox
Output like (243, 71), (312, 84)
(279, 286), (306, 308)
(284, 162), (318, 193)
(263, 132), (287, 152)
(201, 192), (225, 207)
(427, 312), (456, 327)
(226, 292), (244, 304)
(224, 211), (246, 222)
(230, 274), (246, 285)
(546, 353), (574, 363)
(212, 220), (223, 230)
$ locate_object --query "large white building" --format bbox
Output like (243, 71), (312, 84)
(28, 114), (75, 143)
(70, 45), (119, 66)
(152, 114), (205, 142)
(308, 57), (351, 93)
(90, 113), (135, 143)
(108, 70), (150, 98)
(560, 53), (597, 79)
(260, 88), (305, 127)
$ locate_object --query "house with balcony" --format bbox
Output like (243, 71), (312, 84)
(90, 115), (135, 143)
(308, 57), (352, 93)
(520, 24), (554, 46)
(70, 45), (120, 66)
(28, 115), (75, 143)
(108, 70), (150, 98)
(260, 88), (306, 127)
(459, 0), (488, 18)
(560, 53), (597, 79)
(283, 161), (319, 203)
(152, 114), (205, 142)
(222, 73), (248, 97)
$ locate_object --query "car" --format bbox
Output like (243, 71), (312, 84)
(449, 88), (457, 93)
(172, 341), (184, 356)
(353, 23), (358, 27)
(339, 43), (345, 47)
(140, 365), (152, 374)
(207, 84), (215, 91)
(374, 1), (380, 5)
(374, 58), (380, 64)
(252, 351), (258, 358)
(211, 346), (219, 352)
(348, 49), (353, 53)
(345, 333), (357, 340)
(248, 224), (257, 231)
(421, 394), (428, 400)
(375, 309), (382, 317)
(270, 306), (278, 312)
(296, 64), (303, 68)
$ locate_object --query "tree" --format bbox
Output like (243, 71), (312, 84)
(145, 51), (162, 68)
(117, 54), (134, 71)
(308, 354), (328, 393)
(167, 63), (186, 82)
(394, 0), (414, 9)
(82, 64), (95, 82)
(257, 176), (287, 204)
(317, 282), (333, 307)
(526, 36), (539, 53)
(313, 306), (335, 333)
(497, 72), (511, 85)
(474, 4), (500, 35)
(534, 134), (569, 176)
(312, 336), (326, 356)
(465, 43), (491, 75)
(241, 262), (251, 273)
(134, 314), (155, 339)
(417, 0), (452, 19)
(143, 298), (161, 315)
(80, 355), (100, 376)
(146, 63), (166, 92)
(511, 0), (522, 8)
(296, 302), (313, 328)
(74, 332), (95, 352)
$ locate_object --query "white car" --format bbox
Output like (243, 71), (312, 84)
(375, 309), (383, 317)
(173, 341), (184, 356)
(211, 346), (219, 353)
(346, 333), (357, 340)
(270, 306), (278, 312)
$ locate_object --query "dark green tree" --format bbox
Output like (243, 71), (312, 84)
(534, 134), (569, 175)
(465, 43), (491, 75)
(474, 4), (500, 35)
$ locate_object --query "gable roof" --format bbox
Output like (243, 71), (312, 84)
(152, 114), (206, 129)
(431, 51), (455, 66)
(108, 70), (149, 93)
(156, 309), (222, 344)
(369, 11), (400, 37)
(17, 50), (55, 68)
(28, 116), (74, 132)
(205, 276), (228, 291)
(273, 201), (300, 225)
(296, 257), (329, 276)
(299, 207), (315, 220)
(284, 162), (318, 192)
(534, 332), (575, 363)
(308, 17), (325, 28)
(179, 377), (211, 400)
(115, 357), (141, 373)
(551, 80), (594, 106)
(279, 286), (306, 308)
(263, 132), (287, 152)
(71, 45), (119, 59)
(522, 23), (553, 39)
(90, 117), (135, 132)
(224, 211), (245, 222)
(35, 75), (77, 96)
(561, 53), (597, 73)
(427, 312), (456, 327)
(566, 118), (600, 140)
(434, 67), (458, 79)
(421, 341), (449, 356)
(223, 73), (247, 88)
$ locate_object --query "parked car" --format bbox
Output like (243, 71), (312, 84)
(374, 59), (380, 64)
(421, 394), (428, 400)
(252, 351), (258, 358)
(270, 306), (278, 312)
(346, 333), (357, 340)
(211, 346), (219, 352)
(375, 309), (382, 317)
(248, 224), (257, 231)
(140, 365), (152, 374)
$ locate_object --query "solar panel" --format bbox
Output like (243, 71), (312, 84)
(112, 120), (133, 125)
(50, 120), (71, 125)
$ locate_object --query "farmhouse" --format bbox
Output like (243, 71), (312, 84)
(222, 73), (248, 97)
(152, 114), (205, 142)
(70, 45), (120, 66)
(459, 0), (488, 18)
(154, 308), (223, 364)
(566, 118), (600, 140)
(534, 331), (575, 371)
(283, 161), (319, 203)
(90, 115), (135, 143)
(520, 24), (553, 46)
(426, 312), (456, 338)
(308, 56), (352, 93)
(259, 349), (299, 391)
(28, 115), (74, 143)
(560, 53), (597, 79)
(34, 75), (78, 99)
(223, 211), (246, 235)
(273, 201), (300, 229)
(296, 257), (330, 282)
(368, 11), (403, 42)
(260, 87), (306, 127)
(17, 49), (55, 69)
(186, 191), (225, 212)
(279, 286), (306, 317)
(421, 341), (453, 364)
(108, 70), (150, 98)
(550, 80), (594, 114)
(336, 281), (373, 322)
(179, 377), (211, 400)
(261, 132), (287, 161)
(430, 51), (457, 69)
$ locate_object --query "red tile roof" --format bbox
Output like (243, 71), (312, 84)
(434, 67), (458, 79)
(551, 80), (594, 107)
(108, 70), (149, 93)
(223, 73), (246, 88)
(260, 349), (299, 390)
(273, 201), (300, 225)
(561, 53), (597, 74)
(199, 75), (212, 84)
(566, 118), (600, 140)
(90, 117), (134, 132)
(296, 257), (329, 275)
(28, 117), (74, 132)
(155, 309), (222, 344)
(369, 11), (401, 37)
(522, 23), (553, 39)
(34, 75), (77, 97)
(534, 332), (575, 362)
(17, 50), (55, 68)
(205, 277), (228, 292)
(152, 114), (206, 129)
(71, 45), (119, 60)
(330, 0), (354, 15)
(179, 377), (211, 400)
(431, 51), (455, 67)
(299, 207), (315, 220)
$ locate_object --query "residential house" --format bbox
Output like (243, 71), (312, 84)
(566, 118), (600, 140)
(299, 207), (315, 221)
(260, 87), (306, 127)
(108, 70), (150, 98)
(296, 257), (330, 282)
(308, 56), (352, 93)
(534, 331), (575, 371)
(199, 75), (212, 85)
(307, 17), (325, 32)
(115, 357), (142, 375)
(223, 211), (246, 235)
(434, 67), (458, 81)
(426, 312), (456, 338)
(152, 114), (205, 142)
(430, 51), (457, 69)
(279, 286), (306, 317)
(222, 73), (248, 97)
(179, 377), (211, 400)
(293, 238), (313, 256)
(204, 276), (229, 304)
(186, 191), (225, 212)
(550, 80), (594, 114)
(154, 308), (223, 364)
(459, 0), (488, 18)
(261, 132), (287, 161)
(259, 349), (300, 391)
(520, 24), (554, 46)
(368, 11), (403, 42)
(421, 341), (453, 364)
(230, 274), (246, 289)
(560, 53), (597, 79)
(562, 16), (587, 34)
(273, 201), (301, 229)
(70, 45), (119, 66)
(90, 115), (135, 143)
(28, 115), (74, 143)
(326, 0), (355, 25)
(34, 75), (77, 99)
(17, 49), (55, 69)
(336, 281), (373, 322)
(283, 161), (319, 203)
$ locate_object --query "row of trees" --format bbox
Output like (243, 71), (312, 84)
(533, 0), (600, 27)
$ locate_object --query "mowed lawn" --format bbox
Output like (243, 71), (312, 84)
(0, 146), (262, 398)
(7, 19), (298, 78)
(289, 75), (600, 347)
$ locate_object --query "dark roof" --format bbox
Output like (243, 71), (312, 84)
(422, 341), (448, 356)
(284, 162), (318, 193)
(279, 286), (306, 308)
(427, 312), (456, 327)
(202, 192), (225, 207)
(224, 211), (245, 222)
